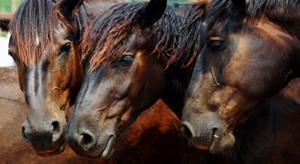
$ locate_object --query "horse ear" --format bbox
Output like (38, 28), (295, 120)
(231, 0), (246, 16)
(0, 12), (13, 32)
(137, 0), (167, 28)
(230, 0), (246, 25)
(57, 0), (83, 21)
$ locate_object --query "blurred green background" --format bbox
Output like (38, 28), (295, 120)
(0, 0), (23, 12)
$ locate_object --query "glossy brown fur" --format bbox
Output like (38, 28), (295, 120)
(112, 99), (181, 163)
(182, 0), (300, 154)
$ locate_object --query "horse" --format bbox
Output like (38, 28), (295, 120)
(182, 0), (300, 154)
(66, 0), (207, 159)
(184, 77), (300, 163)
(8, 0), (107, 156)
(8, 0), (182, 162)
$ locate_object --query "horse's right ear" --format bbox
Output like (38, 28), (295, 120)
(0, 12), (13, 32)
(57, 0), (83, 21)
(137, 0), (167, 29)
(231, 0), (246, 17)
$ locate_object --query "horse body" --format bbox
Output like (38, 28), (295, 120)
(182, 0), (300, 154)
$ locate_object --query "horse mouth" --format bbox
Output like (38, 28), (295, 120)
(35, 143), (65, 156)
(99, 135), (115, 158)
(190, 128), (219, 152)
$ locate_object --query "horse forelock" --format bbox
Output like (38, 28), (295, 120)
(81, 3), (143, 72)
(206, 0), (231, 31)
(9, 0), (73, 66)
(82, 2), (207, 72)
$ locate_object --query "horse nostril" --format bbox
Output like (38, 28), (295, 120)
(80, 133), (94, 146)
(52, 121), (60, 133)
(21, 125), (32, 144)
(51, 120), (63, 142)
(181, 124), (193, 140)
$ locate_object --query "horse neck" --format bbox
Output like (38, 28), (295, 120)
(266, 16), (300, 74)
(152, 3), (206, 117)
(250, 1), (300, 48)
(162, 65), (196, 117)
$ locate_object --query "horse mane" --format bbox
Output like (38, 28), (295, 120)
(247, 0), (300, 17)
(206, 0), (230, 31)
(81, 2), (206, 72)
(9, 0), (57, 65)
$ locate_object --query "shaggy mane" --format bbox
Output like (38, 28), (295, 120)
(81, 2), (207, 72)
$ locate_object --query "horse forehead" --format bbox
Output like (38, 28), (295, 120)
(54, 21), (70, 40)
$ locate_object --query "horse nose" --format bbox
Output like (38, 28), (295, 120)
(67, 128), (96, 152)
(21, 119), (64, 144)
(181, 121), (195, 140)
(79, 130), (96, 150)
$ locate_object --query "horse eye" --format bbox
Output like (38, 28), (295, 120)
(8, 50), (12, 56)
(121, 55), (134, 63)
(8, 50), (17, 60)
(113, 53), (135, 67)
(207, 36), (226, 50)
(60, 42), (72, 53)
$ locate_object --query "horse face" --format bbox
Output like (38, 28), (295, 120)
(67, 0), (167, 158)
(8, 0), (83, 156)
(67, 33), (166, 158)
(182, 0), (296, 154)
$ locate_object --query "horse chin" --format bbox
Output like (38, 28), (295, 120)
(35, 143), (66, 156)
(189, 129), (235, 154)
(84, 135), (115, 159)
(208, 131), (235, 154)
(100, 135), (115, 158)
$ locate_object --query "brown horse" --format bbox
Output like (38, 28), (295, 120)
(183, 77), (300, 163)
(182, 0), (300, 154)
(8, 0), (99, 155)
(67, 0), (206, 159)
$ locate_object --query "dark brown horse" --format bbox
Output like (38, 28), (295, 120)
(183, 77), (300, 163)
(67, 0), (206, 159)
(182, 0), (300, 154)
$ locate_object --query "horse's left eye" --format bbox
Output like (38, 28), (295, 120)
(8, 50), (12, 56)
(207, 36), (226, 50)
(121, 55), (134, 63)
(60, 42), (72, 53)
